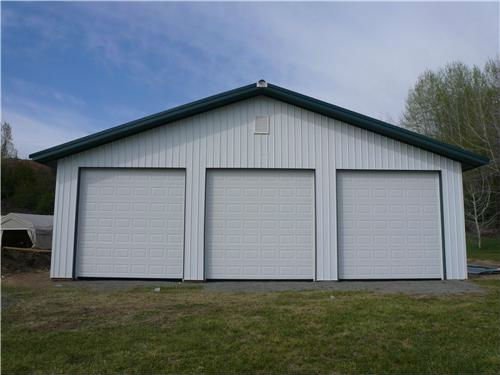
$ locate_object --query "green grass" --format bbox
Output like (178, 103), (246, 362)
(2, 280), (500, 374)
(467, 236), (500, 263)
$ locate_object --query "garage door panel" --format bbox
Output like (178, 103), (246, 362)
(338, 171), (443, 280)
(76, 169), (185, 279)
(205, 169), (315, 280)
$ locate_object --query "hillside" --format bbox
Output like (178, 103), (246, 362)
(1, 159), (56, 215)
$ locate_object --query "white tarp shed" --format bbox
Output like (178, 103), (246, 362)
(1, 213), (53, 250)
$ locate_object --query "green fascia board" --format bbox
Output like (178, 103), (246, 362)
(30, 82), (489, 170)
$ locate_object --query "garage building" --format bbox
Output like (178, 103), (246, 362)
(30, 81), (488, 281)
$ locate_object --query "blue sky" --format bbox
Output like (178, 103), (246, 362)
(2, 1), (498, 158)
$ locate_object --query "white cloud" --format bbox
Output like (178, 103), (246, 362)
(1, 110), (87, 159)
(63, 2), (497, 119)
(8, 78), (86, 109)
(1, 89), (92, 157)
(2, 2), (498, 157)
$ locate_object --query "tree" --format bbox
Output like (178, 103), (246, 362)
(1, 122), (18, 159)
(401, 59), (500, 247)
(1, 159), (55, 215)
(464, 169), (497, 249)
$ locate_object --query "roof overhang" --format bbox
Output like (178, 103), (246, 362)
(29, 82), (489, 171)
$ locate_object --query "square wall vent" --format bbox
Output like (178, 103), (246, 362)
(255, 116), (270, 134)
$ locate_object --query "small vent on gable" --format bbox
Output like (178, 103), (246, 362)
(255, 116), (270, 134)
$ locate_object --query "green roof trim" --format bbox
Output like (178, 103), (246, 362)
(30, 82), (489, 170)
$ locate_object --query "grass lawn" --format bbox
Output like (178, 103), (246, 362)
(2, 275), (500, 374)
(467, 236), (500, 264)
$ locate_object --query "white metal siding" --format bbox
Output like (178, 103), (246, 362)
(50, 96), (468, 280)
(75, 169), (185, 278)
(337, 171), (443, 279)
(205, 169), (315, 279)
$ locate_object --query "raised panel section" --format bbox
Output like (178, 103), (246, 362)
(338, 171), (443, 279)
(205, 169), (315, 279)
(76, 168), (185, 278)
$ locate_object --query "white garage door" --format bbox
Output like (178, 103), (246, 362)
(205, 169), (315, 279)
(76, 169), (185, 278)
(337, 171), (443, 279)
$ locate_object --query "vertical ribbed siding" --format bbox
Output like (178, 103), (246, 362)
(50, 96), (468, 280)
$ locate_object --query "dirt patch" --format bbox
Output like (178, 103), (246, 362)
(2, 271), (487, 295)
(468, 259), (500, 268)
(202, 280), (487, 295)
(1, 250), (51, 275)
(471, 273), (500, 280)
(2, 271), (189, 292)
(2, 271), (52, 289)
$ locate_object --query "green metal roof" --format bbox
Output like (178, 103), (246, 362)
(30, 82), (489, 170)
